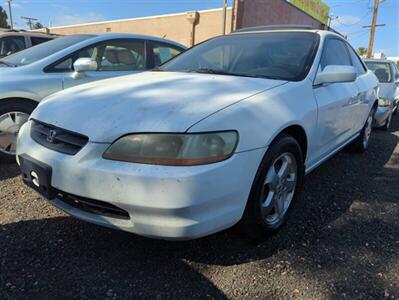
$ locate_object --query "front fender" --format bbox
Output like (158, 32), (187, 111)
(187, 81), (317, 154)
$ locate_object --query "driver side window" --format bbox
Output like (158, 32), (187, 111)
(320, 39), (351, 71)
(52, 47), (96, 72)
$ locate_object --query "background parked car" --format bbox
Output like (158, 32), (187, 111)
(0, 29), (56, 58)
(0, 33), (186, 161)
(364, 59), (399, 130)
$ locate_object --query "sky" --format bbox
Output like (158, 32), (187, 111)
(2, 0), (399, 56)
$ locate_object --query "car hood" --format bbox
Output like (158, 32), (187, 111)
(32, 71), (286, 143)
(0, 65), (20, 75)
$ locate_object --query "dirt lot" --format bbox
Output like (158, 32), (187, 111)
(1, 118), (398, 300)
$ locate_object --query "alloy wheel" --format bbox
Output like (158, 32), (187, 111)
(363, 114), (373, 149)
(0, 112), (29, 155)
(261, 152), (298, 226)
(385, 114), (392, 130)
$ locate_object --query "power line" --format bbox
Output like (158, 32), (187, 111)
(334, 9), (372, 26)
(21, 16), (38, 30)
(328, 0), (367, 7)
(6, 0), (13, 30)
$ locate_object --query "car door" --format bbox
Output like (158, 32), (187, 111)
(48, 39), (147, 90)
(313, 37), (360, 160)
(390, 62), (399, 100)
(346, 43), (370, 132)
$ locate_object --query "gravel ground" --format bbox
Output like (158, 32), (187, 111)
(1, 118), (398, 300)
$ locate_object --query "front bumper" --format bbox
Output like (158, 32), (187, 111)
(16, 121), (265, 240)
(374, 105), (392, 127)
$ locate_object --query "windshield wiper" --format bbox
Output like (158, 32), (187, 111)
(0, 61), (12, 67)
(191, 68), (266, 79)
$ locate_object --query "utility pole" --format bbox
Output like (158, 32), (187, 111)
(326, 15), (338, 30)
(366, 0), (381, 58)
(6, 0), (13, 30)
(21, 16), (38, 30)
(222, 0), (227, 35)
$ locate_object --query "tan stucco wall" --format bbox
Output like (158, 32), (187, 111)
(38, 8), (232, 46)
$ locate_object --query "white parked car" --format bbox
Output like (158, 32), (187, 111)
(364, 59), (399, 130)
(0, 33), (185, 161)
(16, 26), (379, 240)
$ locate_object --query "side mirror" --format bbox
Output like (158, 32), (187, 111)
(73, 58), (97, 78)
(314, 65), (357, 86)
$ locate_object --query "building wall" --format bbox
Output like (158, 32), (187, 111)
(233, 0), (325, 30)
(38, 8), (232, 47)
(35, 2), (329, 46)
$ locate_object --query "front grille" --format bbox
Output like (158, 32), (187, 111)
(31, 120), (88, 155)
(55, 189), (130, 220)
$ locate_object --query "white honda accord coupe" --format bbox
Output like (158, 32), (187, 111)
(16, 26), (379, 240)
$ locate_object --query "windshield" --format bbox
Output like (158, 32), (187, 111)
(0, 34), (95, 67)
(365, 62), (392, 83)
(160, 32), (319, 81)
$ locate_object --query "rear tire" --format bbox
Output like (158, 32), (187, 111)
(349, 107), (375, 153)
(238, 134), (304, 239)
(0, 99), (37, 163)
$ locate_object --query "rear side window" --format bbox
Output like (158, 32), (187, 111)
(31, 37), (52, 46)
(320, 38), (351, 70)
(347, 45), (366, 75)
(151, 42), (183, 66)
(0, 36), (25, 56)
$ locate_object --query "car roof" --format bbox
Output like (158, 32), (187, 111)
(234, 25), (319, 33)
(85, 32), (187, 49)
(0, 30), (56, 38)
(364, 58), (394, 64)
(230, 25), (344, 39)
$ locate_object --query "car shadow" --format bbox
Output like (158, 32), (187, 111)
(1, 118), (398, 298)
(0, 162), (20, 180)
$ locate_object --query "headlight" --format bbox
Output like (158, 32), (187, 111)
(103, 131), (238, 166)
(378, 98), (391, 107)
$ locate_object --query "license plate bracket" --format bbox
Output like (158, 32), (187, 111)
(19, 154), (55, 200)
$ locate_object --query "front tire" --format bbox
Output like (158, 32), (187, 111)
(349, 107), (375, 153)
(238, 134), (304, 239)
(0, 99), (37, 163)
